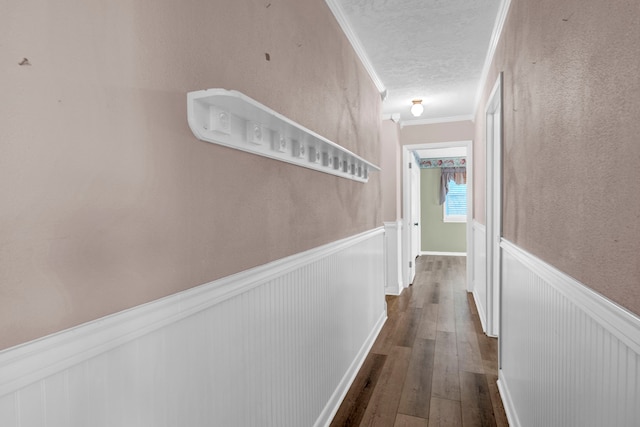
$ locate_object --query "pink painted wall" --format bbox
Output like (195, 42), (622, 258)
(0, 0), (382, 350)
(400, 121), (475, 146)
(473, 117), (486, 225)
(380, 120), (401, 222)
(475, 0), (640, 315)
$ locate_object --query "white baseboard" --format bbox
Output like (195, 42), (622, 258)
(0, 228), (386, 427)
(420, 251), (466, 257)
(384, 287), (403, 296)
(472, 288), (488, 335)
(496, 377), (520, 427)
(317, 309), (386, 427)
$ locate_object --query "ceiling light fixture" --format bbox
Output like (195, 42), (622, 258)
(410, 99), (424, 117)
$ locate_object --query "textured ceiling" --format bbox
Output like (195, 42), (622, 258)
(332, 0), (502, 124)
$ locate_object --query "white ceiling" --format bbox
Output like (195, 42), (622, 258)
(415, 146), (467, 159)
(327, 0), (504, 125)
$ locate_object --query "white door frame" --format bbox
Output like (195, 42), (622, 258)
(402, 140), (473, 292)
(485, 73), (503, 338)
(402, 150), (418, 286)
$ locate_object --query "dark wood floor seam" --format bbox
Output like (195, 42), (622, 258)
(329, 256), (508, 427)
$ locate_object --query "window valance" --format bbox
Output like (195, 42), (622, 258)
(439, 167), (467, 205)
(420, 157), (466, 169)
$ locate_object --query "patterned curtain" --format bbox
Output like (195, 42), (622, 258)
(439, 167), (466, 205)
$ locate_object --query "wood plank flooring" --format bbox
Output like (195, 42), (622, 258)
(330, 256), (508, 427)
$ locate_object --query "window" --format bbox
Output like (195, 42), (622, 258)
(443, 179), (467, 222)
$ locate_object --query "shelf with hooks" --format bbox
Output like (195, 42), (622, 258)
(187, 89), (379, 183)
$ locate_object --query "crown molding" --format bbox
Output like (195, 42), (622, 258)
(473, 0), (512, 118)
(401, 114), (475, 128)
(324, 0), (387, 94)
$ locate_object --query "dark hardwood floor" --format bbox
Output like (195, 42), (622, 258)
(330, 256), (508, 427)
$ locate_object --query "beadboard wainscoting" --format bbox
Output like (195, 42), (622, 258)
(499, 240), (640, 427)
(0, 229), (386, 427)
(383, 221), (403, 295)
(471, 220), (487, 333)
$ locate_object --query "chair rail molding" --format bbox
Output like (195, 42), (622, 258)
(0, 229), (387, 427)
(187, 89), (380, 183)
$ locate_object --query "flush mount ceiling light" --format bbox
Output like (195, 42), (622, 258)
(410, 99), (424, 117)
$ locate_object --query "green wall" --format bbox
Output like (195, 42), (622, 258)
(420, 169), (466, 253)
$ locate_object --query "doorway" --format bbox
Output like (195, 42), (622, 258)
(402, 141), (473, 291)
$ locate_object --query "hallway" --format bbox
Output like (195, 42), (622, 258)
(330, 256), (508, 426)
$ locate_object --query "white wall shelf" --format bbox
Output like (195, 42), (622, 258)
(187, 89), (380, 183)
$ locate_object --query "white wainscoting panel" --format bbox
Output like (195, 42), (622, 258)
(499, 239), (640, 427)
(384, 221), (403, 295)
(471, 220), (487, 333)
(0, 229), (386, 427)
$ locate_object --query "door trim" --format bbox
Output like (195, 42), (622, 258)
(485, 72), (503, 339)
(402, 149), (418, 286)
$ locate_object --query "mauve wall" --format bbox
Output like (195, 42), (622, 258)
(475, 0), (640, 314)
(0, 0), (382, 350)
(400, 121), (475, 146)
(473, 119), (487, 225)
(380, 120), (401, 222)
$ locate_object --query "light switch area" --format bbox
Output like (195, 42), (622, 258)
(188, 89), (380, 183)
